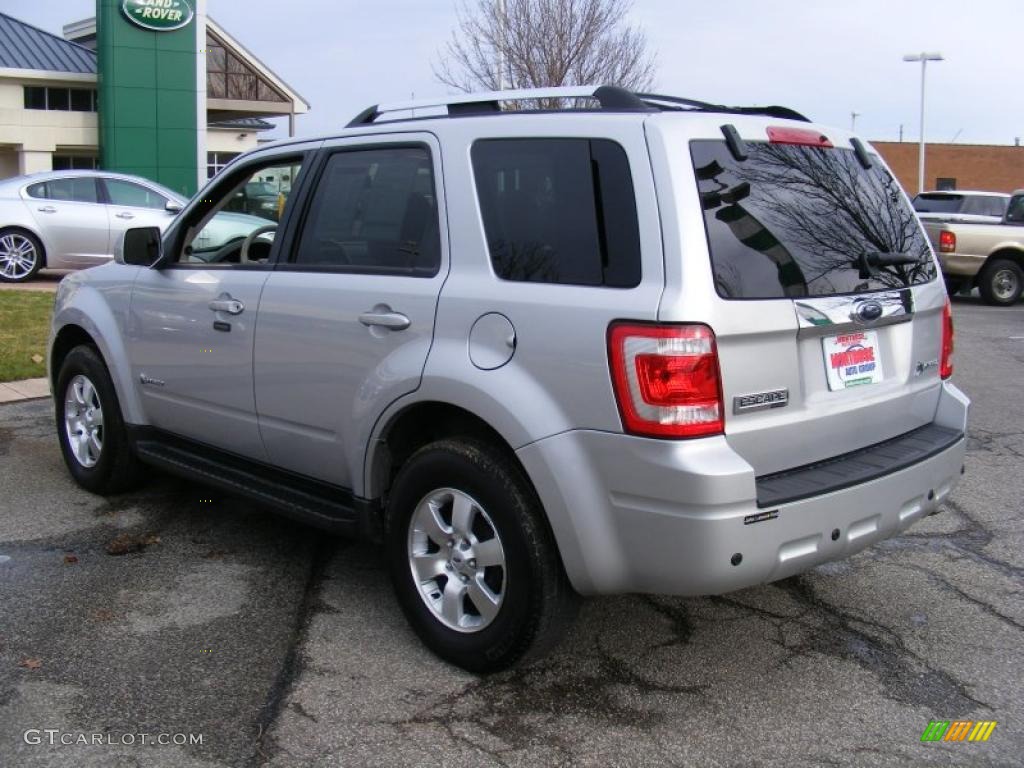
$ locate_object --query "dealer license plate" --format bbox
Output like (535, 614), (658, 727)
(822, 330), (884, 391)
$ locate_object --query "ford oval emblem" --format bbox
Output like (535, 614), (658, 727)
(856, 301), (884, 323)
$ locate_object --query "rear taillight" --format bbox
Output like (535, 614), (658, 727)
(766, 126), (833, 148)
(940, 299), (954, 379)
(608, 323), (724, 438)
(939, 230), (956, 253)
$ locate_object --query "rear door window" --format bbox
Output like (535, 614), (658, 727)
(692, 140), (936, 298)
(104, 179), (169, 210)
(962, 195), (1007, 218)
(26, 177), (99, 204)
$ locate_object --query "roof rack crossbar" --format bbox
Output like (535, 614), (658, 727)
(345, 85), (808, 127)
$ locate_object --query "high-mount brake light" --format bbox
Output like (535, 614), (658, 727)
(607, 323), (724, 439)
(940, 299), (954, 380)
(766, 126), (833, 148)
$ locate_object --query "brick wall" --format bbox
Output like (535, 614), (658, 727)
(872, 141), (1024, 195)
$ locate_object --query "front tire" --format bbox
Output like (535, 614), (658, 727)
(0, 228), (44, 283)
(55, 345), (144, 494)
(385, 438), (578, 673)
(978, 258), (1023, 306)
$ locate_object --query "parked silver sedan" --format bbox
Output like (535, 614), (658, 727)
(0, 170), (270, 282)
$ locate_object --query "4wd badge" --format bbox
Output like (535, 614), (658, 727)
(122, 0), (194, 32)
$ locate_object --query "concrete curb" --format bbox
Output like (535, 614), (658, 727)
(0, 378), (51, 403)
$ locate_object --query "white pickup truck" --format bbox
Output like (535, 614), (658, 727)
(923, 190), (1024, 305)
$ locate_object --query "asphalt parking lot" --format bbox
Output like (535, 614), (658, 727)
(0, 294), (1021, 767)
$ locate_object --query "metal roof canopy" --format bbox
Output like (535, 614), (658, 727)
(0, 12), (96, 75)
(347, 85), (809, 127)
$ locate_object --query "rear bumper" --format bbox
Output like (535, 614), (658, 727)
(517, 381), (969, 596)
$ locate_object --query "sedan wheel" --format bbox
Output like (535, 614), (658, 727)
(0, 232), (41, 282)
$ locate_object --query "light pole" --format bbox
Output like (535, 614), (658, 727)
(903, 52), (943, 195)
(850, 111), (860, 131)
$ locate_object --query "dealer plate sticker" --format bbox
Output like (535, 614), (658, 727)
(823, 330), (884, 390)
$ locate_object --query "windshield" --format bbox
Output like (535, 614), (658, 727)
(912, 193), (964, 214)
(691, 140), (936, 298)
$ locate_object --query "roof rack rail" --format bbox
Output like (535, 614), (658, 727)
(346, 85), (651, 127)
(346, 84), (809, 127)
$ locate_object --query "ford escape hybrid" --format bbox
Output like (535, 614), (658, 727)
(49, 86), (968, 672)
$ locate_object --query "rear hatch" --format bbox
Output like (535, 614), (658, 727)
(658, 119), (947, 476)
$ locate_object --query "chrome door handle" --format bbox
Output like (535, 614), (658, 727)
(209, 298), (244, 315)
(37, 206), (57, 213)
(115, 212), (135, 220)
(358, 309), (410, 330)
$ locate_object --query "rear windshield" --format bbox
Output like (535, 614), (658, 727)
(912, 193), (964, 213)
(692, 140), (936, 299)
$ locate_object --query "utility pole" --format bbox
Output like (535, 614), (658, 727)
(850, 111), (860, 132)
(497, 0), (506, 90)
(903, 52), (944, 194)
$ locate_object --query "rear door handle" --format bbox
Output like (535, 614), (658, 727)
(115, 212), (135, 220)
(358, 309), (410, 331)
(37, 206), (57, 214)
(209, 297), (244, 315)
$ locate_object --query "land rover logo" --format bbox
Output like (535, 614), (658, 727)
(122, 0), (194, 32)
(855, 300), (884, 323)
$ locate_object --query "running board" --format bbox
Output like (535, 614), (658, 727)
(131, 430), (377, 537)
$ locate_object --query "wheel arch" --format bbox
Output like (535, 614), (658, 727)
(976, 247), (1024, 284)
(366, 400), (523, 502)
(50, 297), (145, 425)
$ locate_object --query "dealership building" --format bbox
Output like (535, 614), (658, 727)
(0, 0), (308, 196)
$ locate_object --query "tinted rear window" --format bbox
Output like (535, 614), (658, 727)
(472, 138), (641, 287)
(692, 140), (936, 298)
(912, 193), (964, 213)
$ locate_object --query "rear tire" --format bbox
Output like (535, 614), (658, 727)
(978, 258), (1023, 306)
(385, 438), (578, 673)
(55, 345), (145, 495)
(0, 228), (44, 283)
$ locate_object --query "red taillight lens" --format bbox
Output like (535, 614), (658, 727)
(940, 299), (954, 379)
(608, 323), (724, 438)
(766, 126), (833, 148)
(939, 230), (956, 253)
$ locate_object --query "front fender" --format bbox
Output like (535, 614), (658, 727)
(49, 268), (144, 424)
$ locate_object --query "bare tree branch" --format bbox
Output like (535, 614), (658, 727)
(433, 0), (657, 96)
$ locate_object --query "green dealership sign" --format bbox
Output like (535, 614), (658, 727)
(121, 0), (194, 32)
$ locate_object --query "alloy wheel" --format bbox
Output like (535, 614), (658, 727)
(64, 374), (104, 468)
(0, 234), (38, 280)
(407, 487), (507, 632)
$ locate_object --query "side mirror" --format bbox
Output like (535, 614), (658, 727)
(119, 227), (164, 267)
(165, 200), (183, 214)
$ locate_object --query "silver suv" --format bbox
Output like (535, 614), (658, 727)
(49, 86), (969, 672)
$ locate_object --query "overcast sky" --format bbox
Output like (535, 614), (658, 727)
(6, 0), (1023, 145)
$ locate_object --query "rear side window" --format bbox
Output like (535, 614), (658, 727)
(913, 193), (963, 214)
(25, 178), (99, 204)
(294, 147), (440, 276)
(962, 195), (1008, 218)
(692, 140), (936, 299)
(471, 138), (641, 287)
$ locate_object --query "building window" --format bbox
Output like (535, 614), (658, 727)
(936, 177), (957, 191)
(207, 152), (241, 179)
(52, 155), (98, 171)
(205, 31), (287, 103)
(23, 86), (98, 112)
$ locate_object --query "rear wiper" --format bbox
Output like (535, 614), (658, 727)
(857, 251), (919, 279)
